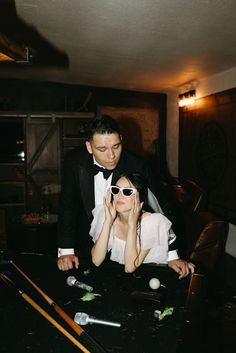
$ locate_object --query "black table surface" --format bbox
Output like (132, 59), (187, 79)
(0, 252), (204, 353)
(7, 222), (58, 254)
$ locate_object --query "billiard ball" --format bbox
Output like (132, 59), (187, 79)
(149, 278), (160, 290)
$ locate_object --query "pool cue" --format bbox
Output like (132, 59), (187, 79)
(0, 273), (90, 353)
(11, 261), (107, 353)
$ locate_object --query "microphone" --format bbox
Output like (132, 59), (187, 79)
(66, 276), (93, 292)
(74, 312), (121, 328)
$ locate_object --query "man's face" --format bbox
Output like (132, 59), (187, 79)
(86, 132), (122, 170)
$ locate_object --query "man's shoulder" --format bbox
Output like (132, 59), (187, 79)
(121, 149), (146, 167)
(117, 149), (156, 184)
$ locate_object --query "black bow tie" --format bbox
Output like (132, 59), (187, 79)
(93, 164), (114, 180)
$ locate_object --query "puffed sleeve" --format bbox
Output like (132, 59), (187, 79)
(89, 205), (105, 243)
(140, 213), (171, 264)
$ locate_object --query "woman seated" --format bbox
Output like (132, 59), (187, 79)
(90, 172), (195, 277)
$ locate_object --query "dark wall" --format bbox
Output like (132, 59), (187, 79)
(0, 78), (165, 111)
(179, 87), (236, 224)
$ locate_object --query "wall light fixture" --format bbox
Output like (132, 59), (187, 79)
(178, 90), (196, 107)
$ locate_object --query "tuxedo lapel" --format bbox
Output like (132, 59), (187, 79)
(79, 159), (95, 222)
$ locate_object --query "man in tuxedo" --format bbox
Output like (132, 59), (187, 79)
(57, 115), (194, 278)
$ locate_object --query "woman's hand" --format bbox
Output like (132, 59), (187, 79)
(104, 190), (116, 224)
(92, 190), (115, 267)
(128, 192), (143, 227)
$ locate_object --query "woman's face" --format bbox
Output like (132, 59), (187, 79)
(113, 177), (136, 213)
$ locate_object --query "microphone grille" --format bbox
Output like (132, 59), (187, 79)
(66, 276), (76, 286)
(74, 312), (88, 325)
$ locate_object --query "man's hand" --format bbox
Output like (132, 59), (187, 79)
(57, 255), (79, 271)
(167, 259), (195, 279)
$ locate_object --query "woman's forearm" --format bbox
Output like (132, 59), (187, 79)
(124, 224), (140, 272)
(91, 221), (112, 266)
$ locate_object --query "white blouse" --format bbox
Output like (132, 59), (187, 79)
(89, 205), (172, 265)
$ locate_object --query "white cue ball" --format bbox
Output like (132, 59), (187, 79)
(149, 278), (160, 290)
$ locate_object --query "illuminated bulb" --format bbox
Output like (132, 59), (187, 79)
(179, 96), (195, 107)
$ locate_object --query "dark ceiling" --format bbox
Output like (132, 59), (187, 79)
(1, 0), (236, 93)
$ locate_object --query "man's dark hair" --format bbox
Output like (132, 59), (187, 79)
(87, 115), (120, 140)
(114, 172), (153, 213)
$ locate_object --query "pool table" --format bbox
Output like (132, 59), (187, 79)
(0, 252), (205, 353)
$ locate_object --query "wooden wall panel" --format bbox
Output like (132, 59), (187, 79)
(179, 88), (236, 224)
(25, 118), (61, 213)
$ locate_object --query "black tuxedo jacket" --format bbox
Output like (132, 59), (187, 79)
(57, 146), (172, 256)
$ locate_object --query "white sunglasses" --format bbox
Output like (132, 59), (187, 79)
(108, 185), (136, 197)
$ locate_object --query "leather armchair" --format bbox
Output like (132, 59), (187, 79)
(184, 211), (228, 271)
(159, 178), (228, 271)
